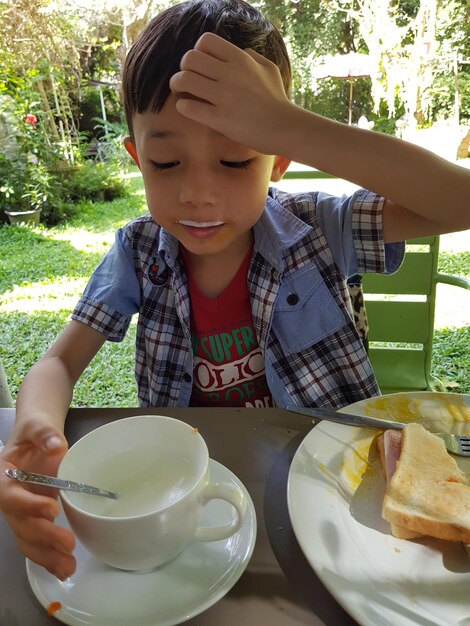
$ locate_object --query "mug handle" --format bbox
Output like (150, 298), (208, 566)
(194, 482), (247, 541)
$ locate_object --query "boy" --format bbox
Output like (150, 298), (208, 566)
(0, 0), (469, 580)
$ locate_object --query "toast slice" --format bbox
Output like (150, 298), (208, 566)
(380, 423), (470, 542)
(376, 430), (423, 538)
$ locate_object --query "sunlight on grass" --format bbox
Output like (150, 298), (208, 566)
(435, 283), (470, 330)
(0, 277), (89, 313)
(51, 229), (114, 252)
(0, 185), (145, 406)
(1, 308), (138, 406)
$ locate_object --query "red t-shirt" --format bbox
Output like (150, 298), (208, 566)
(183, 248), (274, 408)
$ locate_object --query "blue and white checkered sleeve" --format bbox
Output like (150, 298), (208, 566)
(351, 189), (405, 275)
(71, 228), (140, 341)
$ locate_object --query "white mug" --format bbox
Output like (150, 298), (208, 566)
(58, 415), (247, 571)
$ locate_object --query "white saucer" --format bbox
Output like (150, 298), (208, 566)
(26, 459), (256, 626)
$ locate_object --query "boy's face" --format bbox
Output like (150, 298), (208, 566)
(125, 94), (288, 262)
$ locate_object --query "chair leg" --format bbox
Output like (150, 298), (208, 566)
(428, 375), (447, 393)
(0, 361), (14, 408)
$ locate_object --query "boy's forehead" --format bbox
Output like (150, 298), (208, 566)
(133, 95), (178, 128)
(134, 95), (186, 129)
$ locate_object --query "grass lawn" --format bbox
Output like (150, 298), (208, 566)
(1, 171), (469, 405)
(0, 173), (145, 407)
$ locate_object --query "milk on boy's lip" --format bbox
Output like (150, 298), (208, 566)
(177, 219), (226, 239)
(177, 220), (225, 228)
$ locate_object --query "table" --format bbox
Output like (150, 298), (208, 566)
(0, 407), (359, 626)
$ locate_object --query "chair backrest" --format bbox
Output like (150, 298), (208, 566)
(276, 168), (451, 394)
(362, 236), (443, 394)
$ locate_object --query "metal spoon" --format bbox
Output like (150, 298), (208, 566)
(5, 468), (118, 499)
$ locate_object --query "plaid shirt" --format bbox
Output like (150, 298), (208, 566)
(72, 187), (404, 408)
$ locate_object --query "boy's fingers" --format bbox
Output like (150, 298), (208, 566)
(192, 33), (275, 72)
(180, 49), (222, 81)
(170, 71), (218, 105)
(174, 97), (215, 127)
(3, 483), (76, 578)
(23, 422), (67, 454)
(193, 31), (240, 61)
(16, 533), (76, 580)
(1, 484), (59, 519)
(11, 513), (75, 554)
(244, 47), (277, 68)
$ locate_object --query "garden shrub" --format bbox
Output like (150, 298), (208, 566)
(59, 161), (130, 203)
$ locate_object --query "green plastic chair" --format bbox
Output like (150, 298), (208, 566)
(362, 236), (469, 394)
(279, 167), (470, 394)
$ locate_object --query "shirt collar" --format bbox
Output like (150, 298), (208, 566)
(155, 227), (180, 271)
(253, 188), (313, 271)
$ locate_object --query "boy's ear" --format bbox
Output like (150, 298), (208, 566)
(123, 136), (141, 169)
(270, 155), (291, 182)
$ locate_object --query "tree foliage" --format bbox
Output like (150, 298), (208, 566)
(0, 0), (83, 157)
(0, 0), (130, 224)
(258, 0), (470, 128)
(1, 0), (469, 145)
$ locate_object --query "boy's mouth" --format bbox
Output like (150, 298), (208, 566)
(177, 220), (225, 228)
(176, 219), (226, 240)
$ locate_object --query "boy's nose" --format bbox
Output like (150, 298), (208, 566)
(179, 166), (218, 207)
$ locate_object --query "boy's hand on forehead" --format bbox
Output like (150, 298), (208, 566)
(169, 32), (290, 154)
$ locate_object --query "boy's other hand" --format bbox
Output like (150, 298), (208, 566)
(0, 418), (76, 579)
(169, 32), (291, 154)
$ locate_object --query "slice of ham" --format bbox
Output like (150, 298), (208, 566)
(383, 429), (402, 484)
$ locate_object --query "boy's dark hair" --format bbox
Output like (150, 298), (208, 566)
(122, 0), (291, 138)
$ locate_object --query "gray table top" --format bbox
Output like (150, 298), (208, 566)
(0, 407), (358, 626)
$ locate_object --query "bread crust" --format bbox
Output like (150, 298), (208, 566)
(381, 423), (470, 542)
(376, 432), (423, 539)
(376, 433), (386, 478)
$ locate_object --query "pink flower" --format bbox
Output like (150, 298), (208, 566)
(25, 113), (38, 125)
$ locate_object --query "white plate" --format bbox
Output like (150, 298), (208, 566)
(27, 459), (256, 626)
(287, 392), (470, 626)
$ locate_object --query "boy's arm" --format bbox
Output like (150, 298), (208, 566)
(170, 33), (470, 242)
(0, 321), (106, 579)
(16, 320), (107, 432)
(274, 110), (470, 242)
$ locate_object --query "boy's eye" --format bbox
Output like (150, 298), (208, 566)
(220, 159), (252, 170)
(151, 161), (179, 170)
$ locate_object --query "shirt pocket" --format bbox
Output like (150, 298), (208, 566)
(272, 266), (346, 354)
